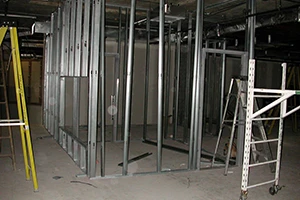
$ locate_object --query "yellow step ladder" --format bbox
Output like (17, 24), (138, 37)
(0, 25), (38, 191)
(0, 33), (16, 170)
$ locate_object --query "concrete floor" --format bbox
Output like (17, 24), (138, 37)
(0, 124), (299, 200)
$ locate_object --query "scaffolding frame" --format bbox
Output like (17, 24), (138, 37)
(240, 60), (300, 199)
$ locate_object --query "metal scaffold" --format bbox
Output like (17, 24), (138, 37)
(240, 60), (300, 200)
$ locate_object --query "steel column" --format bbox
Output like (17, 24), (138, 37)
(112, 7), (122, 142)
(72, 78), (80, 137)
(194, 0), (204, 170)
(100, 0), (106, 177)
(157, 0), (165, 172)
(173, 20), (181, 140)
(164, 23), (172, 139)
(87, 0), (101, 177)
(121, 8), (129, 140)
(189, 0), (204, 170)
(189, 1), (200, 170)
(122, 0), (136, 176)
(61, 0), (70, 76)
(82, 0), (91, 77)
(143, 10), (151, 140)
(219, 41), (226, 129)
(68, 0), (76, 76)
(184, 13), (192, 143)
(237, 0), (256, 166)
(74, 0), (83, 76)
(54, 8), (62, 140)
(44, 35), (50, 129)
(50, 12), (57, 135)
(59, 77), (65, 143)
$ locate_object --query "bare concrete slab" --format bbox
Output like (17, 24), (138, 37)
(0, 125), (299, 200)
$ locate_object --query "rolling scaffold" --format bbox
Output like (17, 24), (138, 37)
(240, 59), (300, 199)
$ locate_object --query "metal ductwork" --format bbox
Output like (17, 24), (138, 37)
(206, 6), (300, 38)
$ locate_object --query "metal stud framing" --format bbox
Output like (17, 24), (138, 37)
(43, 0), (211, 179)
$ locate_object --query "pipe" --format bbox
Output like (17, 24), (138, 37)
(157, 0), (165, 173)
(123, 0), (136, 176)
(206, 4), (298, 38)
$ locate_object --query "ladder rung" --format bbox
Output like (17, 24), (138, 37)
(250, 138), (279, 144)
(252, 117), (281, 121)
(247, 179), (276, 189)
(0, 136), (11, 139)
(0, 119), (22, 122)
(0, 122), (25, 126)
(0, 154), (13, 157)
(254, 94), (281, 98)
(249, 159), (277, 168)
(0, 102), (6, 104)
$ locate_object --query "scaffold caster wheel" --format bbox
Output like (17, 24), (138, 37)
(239, 195), (247, 200)
(239, 191), (248, 200)
(269, 186), (276, 195)
(269, 185), (283, 195)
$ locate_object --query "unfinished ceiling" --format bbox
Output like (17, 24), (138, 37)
(0, 0), (298, 27)
(1, 0), (300, 61)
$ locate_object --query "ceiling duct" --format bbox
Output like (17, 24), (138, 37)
(206, 6), (300, 38)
